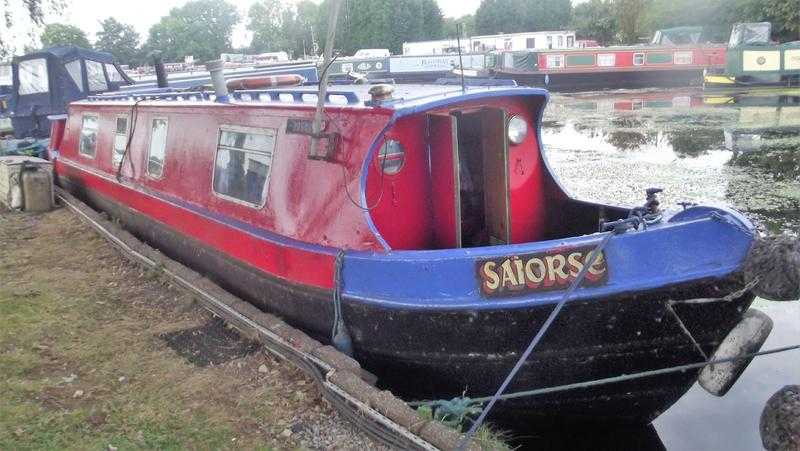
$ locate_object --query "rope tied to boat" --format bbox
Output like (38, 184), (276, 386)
(332, 250), (354, 356)
(455, 221), (629, 450)
(410, 343), (800, 408)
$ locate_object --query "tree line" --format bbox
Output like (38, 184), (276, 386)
(29, 0), (447, 67)
(7, 0), (799, 66)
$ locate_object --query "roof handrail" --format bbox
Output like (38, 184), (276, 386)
(86, 89), (360, 105)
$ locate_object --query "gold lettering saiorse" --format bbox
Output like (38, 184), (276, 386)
(477, 246), (609, 297)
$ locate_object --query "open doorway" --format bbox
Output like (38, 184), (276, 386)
(428, 108), (510, 248)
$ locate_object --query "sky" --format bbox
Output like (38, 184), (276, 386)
(14, 0), (483, 51)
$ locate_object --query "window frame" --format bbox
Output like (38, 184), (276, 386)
(597, 53), (616, 67)
(525, 37), (536, 49)
(105, 63), (124, 82)
(674, 51), (693, 65)
(546, 54), (564, 69)
(78, 113), (99, 159)
(633, 52), (645, 66)
(210, 124), (277, 209)
(112, 114), (130, 168)
(85, 59), (109, 92)
(18, 58), (50, 95)
(65, 59), (85, 92)
(146, 117), (169, 179)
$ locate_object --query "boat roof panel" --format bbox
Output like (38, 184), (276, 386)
(78, 83), (549, 112)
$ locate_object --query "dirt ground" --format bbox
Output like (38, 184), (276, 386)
(0, 207), (380, 450)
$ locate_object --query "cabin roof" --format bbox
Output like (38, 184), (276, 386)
(78, 83), (549, 113)
(13, 45), (117, 64)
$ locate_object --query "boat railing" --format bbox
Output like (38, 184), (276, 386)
(86, 89), (361, 106)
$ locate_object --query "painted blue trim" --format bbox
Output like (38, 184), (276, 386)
(59, 157), (339, 256)
(341, 208), (755, 311)
(358, 87), (551, 252)
(359, 117), (397, 251)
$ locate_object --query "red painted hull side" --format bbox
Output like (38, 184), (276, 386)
(532, 46), (727, 73)
(55, 157), (337, 289)
(60, 103), (393, 253)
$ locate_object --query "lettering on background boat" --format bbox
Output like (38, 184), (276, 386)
(477, 245), (609, 297)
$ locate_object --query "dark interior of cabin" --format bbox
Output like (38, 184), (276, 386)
(425, 106), (630, 251)
(454, 111), (488, 248)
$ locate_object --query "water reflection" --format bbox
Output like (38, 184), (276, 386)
(512, 422), (666, 450)
(543, 88), (800, 234)
(533, 89), (800, 451)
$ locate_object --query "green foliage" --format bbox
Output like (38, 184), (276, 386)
(94, 18), (141, 66)
(416, 399), (512, 450)
(1, 0), (64, 57)
(470, 0), (797, 45)
(443, 15), (476, 39)
(636, 0), (798, 44)
(144, 0), (239, 63)
(474, 0), (572, 35)
(40, 23), (90, 49)
(314, 0), (445, 55)
(571, 0), (617, 44)
(727, 0), (800, 42)
(417, 397), (483, 430)
(613, 0), (648, 44)
(248, 0), (319, 58)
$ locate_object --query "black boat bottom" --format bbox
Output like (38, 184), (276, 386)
(60, 176), (754, 423)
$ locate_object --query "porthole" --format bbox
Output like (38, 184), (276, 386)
(378, 139), (405, 175)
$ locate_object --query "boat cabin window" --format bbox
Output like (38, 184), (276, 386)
(147, 118), (168, 178)
(79, 115), (99, 158)
(546, 54), (564, 68)
(105, 63), (124, 82)
(212, 126), (276, 207)
(85, 60), (108, 92)
(597, 53), (616, 67)
(633, 53), (645, 66)
(65, 60), (84, 92)
(112, 116), (129, 167)
(18, 58), (49, 95)
(526, 38), (536, 49)
(674, 51), (693, 65)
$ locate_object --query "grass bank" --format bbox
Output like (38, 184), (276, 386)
(0, 208), (375, 450)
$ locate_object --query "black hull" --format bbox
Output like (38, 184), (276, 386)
(496, 69), (705, 92)
(62, 178), (754, 424)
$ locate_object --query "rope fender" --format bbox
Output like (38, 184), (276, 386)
(744, 234), (800, 302)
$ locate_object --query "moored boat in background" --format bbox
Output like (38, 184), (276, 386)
(704, 22), (800, 89)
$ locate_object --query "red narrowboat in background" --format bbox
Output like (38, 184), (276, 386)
(49, 76), (766, 424)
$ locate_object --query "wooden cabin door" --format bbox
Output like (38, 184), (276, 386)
(480, 108), (511, 245)
(427, 113), (461, 248)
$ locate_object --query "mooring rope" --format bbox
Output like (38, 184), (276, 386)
(413, 343), (800, 410)
(331, 250), (354, 356)
(456, 228), (618, 450)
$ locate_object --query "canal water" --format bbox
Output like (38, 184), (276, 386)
(514, 88), (799, 450)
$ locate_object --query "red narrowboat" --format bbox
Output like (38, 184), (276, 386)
(489, 44), (727, 91)
(50, 80), (765, 424)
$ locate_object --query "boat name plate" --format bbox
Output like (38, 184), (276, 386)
(477, 246), (608, 298)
